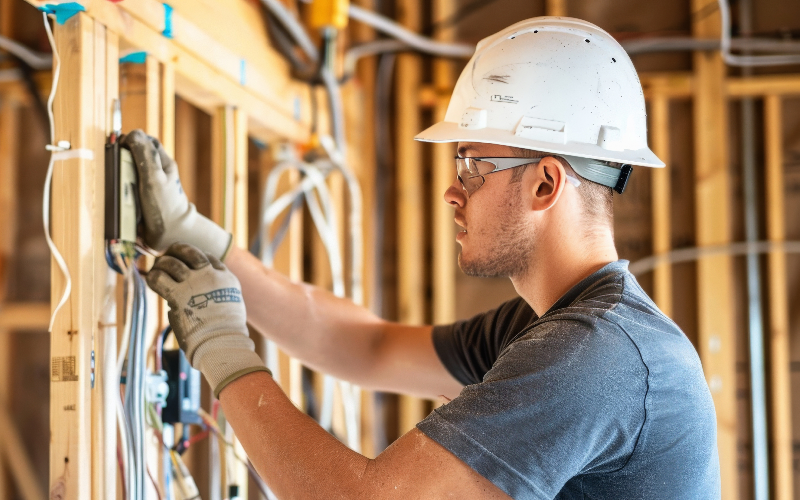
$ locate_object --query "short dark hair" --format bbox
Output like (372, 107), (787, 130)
(508, 147), (614, 236)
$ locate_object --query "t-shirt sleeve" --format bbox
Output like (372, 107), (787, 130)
(432, 297), (537, 385)
(418, 318), (647, 500)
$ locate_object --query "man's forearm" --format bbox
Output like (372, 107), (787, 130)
(225, 247), (392, 386)
(225, 246), (461, 399)
(221, 372), (508, 500)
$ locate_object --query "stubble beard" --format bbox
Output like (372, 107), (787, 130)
(458, 184), (535, 279)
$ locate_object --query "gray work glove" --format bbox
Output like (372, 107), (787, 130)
(147, 243), (270, 397)
(121, 130), (233, 260)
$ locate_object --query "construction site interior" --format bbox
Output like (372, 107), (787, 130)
(0, 0), (799, 498)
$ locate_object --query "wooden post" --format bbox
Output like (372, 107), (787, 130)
(0, 95), (14, 500)
(764, 94), (792, 500)
(346, 0), (378, 454)
(48, 13), (110, 500)
(396, 0), (427, 436)
(649, 95), (672, 316)
(432, 0), (456, 329)
(92, 25), (119, 500)
(545, 0), (567, 16)
(691, 1), (737, 497)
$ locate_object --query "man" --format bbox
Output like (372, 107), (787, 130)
(126, 16), (720, 499)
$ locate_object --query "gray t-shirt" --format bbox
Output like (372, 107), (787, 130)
(417, 261), (720, 499)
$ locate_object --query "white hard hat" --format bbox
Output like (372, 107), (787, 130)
(415, 17), (664, 191)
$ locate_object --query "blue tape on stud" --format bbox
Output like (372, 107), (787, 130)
(162, 3), (174, 39)
(119, 51), (147, 64)
(39, 2), (86, 25)
(252, 138), (267, 150)
(239, 60), (247, 86)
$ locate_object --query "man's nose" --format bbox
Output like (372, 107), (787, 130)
(444, 177), (466, 208)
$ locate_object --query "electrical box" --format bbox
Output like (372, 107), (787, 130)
(162, 348), (203, 426)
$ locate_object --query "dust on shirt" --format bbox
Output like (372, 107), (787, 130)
(417, 260), (720, 500)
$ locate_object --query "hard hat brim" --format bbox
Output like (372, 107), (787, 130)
(414, 122), (665, 168)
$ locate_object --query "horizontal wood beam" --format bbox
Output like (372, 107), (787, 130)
(0, 303), (51, 330)
(727, 74), (800, 97)
(640, 72), (694, 99)
(25, 0), (314, 144)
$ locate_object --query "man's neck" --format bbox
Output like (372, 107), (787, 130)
(510, 230), (618, 316)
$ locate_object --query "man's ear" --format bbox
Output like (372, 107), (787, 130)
(528, 156), (567, 211)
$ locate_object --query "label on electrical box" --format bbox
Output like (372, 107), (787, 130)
(119, 148), (138, 243)
(52, 356), (79, 382)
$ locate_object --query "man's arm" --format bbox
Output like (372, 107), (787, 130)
(221, 371), (510, 500)
(226, 245), (463, 400)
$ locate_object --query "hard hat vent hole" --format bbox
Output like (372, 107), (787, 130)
(585, 39), (590, 43)
(533, 30), (538, 33)
(612, 58), (616, 62)
(510, 36), (515, 39)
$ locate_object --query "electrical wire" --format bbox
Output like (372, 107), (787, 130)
(258, 0), (319, 64)
(42, 12), (72, 333)
(348, 5), (474, 58)
(718, 0), (800, 66)
(628, 240), (800, 277)
(0, 34), (52, 70)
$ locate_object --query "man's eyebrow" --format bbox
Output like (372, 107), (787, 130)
(457, 145), (478, 156)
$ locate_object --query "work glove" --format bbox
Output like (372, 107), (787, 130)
(121, 130), (233, 260)
(147, 243), (270, 397)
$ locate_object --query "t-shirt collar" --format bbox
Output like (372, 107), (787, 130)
(540, 260), (630, 317)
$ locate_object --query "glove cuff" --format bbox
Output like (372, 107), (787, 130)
(193, 339), (269, 396)
(214, 365), (272, 398)
(169, 203), (233, 260)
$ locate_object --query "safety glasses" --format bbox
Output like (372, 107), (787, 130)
(455, 156), (581, 196)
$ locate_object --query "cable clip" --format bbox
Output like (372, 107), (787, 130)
(46, 140), (71, 152)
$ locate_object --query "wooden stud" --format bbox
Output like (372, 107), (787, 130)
(432, 0), (457, 329)
(92, 24), (119, 500)
(346, 0), (379, 453)
(545, 0), (567, 16)
(161, 62), (176, 156)
(764, 94), (793, 500)
(396, 0), (428, 436)
(649, 95), (672, 316)
(691, 1), (737, 497)
(174, 98), (198, 200)
(48, 12), (108, 500)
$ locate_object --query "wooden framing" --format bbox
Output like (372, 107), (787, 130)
(6, 0), (800, 498)
(691, 3), (737, 498)
(649, 95), (672, 316)
(48, 13), (111, 499)
(396, 0), (428, 435)
(764, 94), (793, 500)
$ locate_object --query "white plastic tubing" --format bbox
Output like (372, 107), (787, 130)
(259, 155), (363, 452)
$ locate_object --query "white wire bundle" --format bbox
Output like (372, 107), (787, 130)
(41, 12), (72, 333)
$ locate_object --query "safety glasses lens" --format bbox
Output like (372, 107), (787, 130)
(455, 158), (486, 195)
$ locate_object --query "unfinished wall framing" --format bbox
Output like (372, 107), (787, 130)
(0, 0), (800, 498)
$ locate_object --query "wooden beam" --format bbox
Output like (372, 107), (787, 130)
(727, 75), (800, 97)
(691, 1), (737, 497)
(649, 95), (672, 316)
(764, 94), (792, 500)
(160, 61), (176, 156)
(545, 0), (567, 16)
(432, 0), (456, 327)
(22, 0), (312, 144)
(174, 97), (198, 200)
(48, 12), (109, 500)
(640, 72), (694, 100)
(396, 0), (428, 437)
